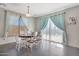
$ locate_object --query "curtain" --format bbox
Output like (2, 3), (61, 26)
(6, 12), (19, 36)
(50, 14), (64, 31)
(40, 16), (48, 30)
(40, 13), (66, 43)
(19, 17), (34, 34)
(50, 14), (67, 43)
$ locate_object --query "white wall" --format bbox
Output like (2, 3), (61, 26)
(0, 8), (5, 37)
(65, 5), (79, 48)
(34, 17), (41, 32)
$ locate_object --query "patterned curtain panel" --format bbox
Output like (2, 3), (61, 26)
(40, 16), (48, 30)
(50, 14), (65, 31)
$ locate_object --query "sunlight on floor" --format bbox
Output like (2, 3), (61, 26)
(42, 34), (63, 43)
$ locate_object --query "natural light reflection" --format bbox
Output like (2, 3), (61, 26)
(56, 44), (64, 48)
(50, 42), (64, 48)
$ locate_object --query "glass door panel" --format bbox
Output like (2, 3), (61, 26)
(50, 19), (64, 43)
(41, 18), (64, 43)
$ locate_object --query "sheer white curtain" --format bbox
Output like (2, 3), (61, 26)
(49, 18), (64, 43)
(19, 17), (34, 36)
(5, 12), (19, 37)
(41, 18), (64, 43)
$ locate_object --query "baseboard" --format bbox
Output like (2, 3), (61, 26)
(0, 37), (16, 45)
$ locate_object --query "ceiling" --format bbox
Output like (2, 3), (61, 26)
(0, 3), (79, 17)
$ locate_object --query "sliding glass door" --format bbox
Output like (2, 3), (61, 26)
(49, 18), (64, 43)
(41, 14), (65, 44)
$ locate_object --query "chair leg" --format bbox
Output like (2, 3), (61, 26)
(16, 44), (21, 51)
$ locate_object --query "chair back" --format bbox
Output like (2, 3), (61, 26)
(34, 32), (38, 36)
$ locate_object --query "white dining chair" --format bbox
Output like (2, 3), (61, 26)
(15, 37), (27, 50)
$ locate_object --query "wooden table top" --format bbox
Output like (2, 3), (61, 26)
(19, 35), (34, 38)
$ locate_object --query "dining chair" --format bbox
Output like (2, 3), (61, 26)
(26, 32), (42, 48)
(15, 37), (27, 50)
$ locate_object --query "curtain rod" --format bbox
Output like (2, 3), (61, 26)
(38, 10), (66, 18)
(54, 12), (66, 16)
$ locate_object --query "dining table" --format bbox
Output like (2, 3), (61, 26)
(19, 35), (34, 40)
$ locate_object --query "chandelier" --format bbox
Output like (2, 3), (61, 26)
(26, 5), (31, 17)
